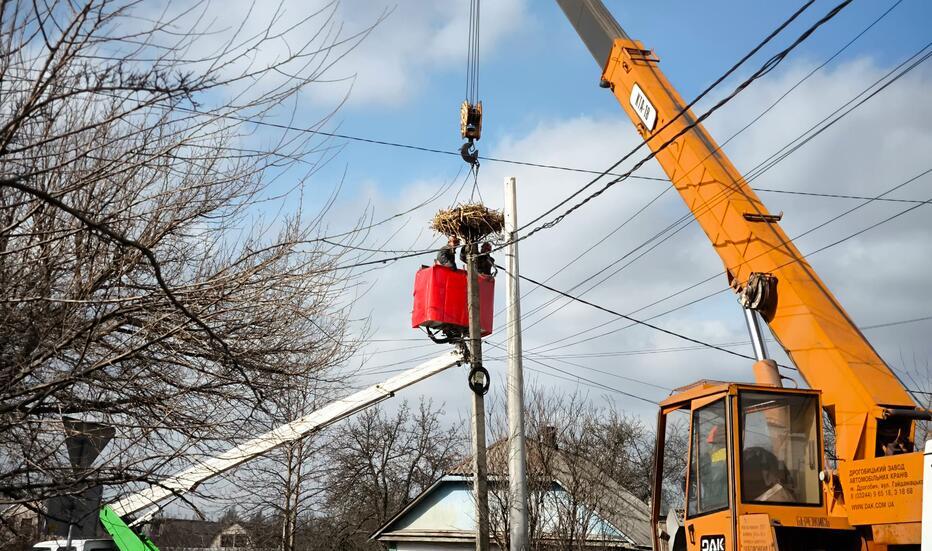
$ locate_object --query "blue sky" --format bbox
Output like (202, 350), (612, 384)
(155, 0), (932, 515)
(310, 0), (932, 201)
(186, 0), (932, 424)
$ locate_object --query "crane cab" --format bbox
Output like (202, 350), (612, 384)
(651, 381), (861, 551)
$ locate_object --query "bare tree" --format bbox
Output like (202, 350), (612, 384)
(897, 355), (931, 449)
(485, 388), (658, 551)
(0, 0), (380, 535)
(316, 399), (464, 551)
(228, 375), (337, 551)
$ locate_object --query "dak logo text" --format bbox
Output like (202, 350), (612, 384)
(700, 535), (725, 551)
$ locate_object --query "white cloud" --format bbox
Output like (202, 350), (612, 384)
(300, 0), (528, 107)
(132, 0), (526, 110)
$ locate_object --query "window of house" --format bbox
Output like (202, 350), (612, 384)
(739, 391), (821, 505)
(687, 399), (729, 516)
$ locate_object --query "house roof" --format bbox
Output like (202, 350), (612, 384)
(371, 439), (652, 548)
(145, 517), (225, 548)
(450, 438), (651, 546)
(369, 474), (462, 542)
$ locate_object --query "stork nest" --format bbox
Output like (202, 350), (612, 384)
(431, 203), (504, 240)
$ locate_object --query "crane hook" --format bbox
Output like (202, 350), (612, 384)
(460, 140), (479, 167)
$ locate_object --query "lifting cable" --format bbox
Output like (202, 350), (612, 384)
(461, 0), (483, 200)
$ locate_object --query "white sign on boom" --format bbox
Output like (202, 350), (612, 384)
(108, 350), (464, 521)
(629, 83), (657, 131)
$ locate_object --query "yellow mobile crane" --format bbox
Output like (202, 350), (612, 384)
(556, 1), (928, 549)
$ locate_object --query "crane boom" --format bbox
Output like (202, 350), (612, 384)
(105, 350), (464, 523)
(556, 0), (917, 463)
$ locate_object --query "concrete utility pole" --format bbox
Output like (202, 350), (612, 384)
(504, 177), (528, 551)
(466, 242), (490, 551)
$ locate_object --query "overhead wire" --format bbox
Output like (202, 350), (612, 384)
(531, 165), (932, 355)
(513, 0), (821, 236)
(350, 0), (916, 269)
(70, 1), (903, 279)
(478, 0), (908, 343)
(83, 0), (821, 276)
(508, 0), (850, 244)
(328, 2), (924, 380)
(862, 315), (932, 331)
(351, 0), (912, 350)
(371, 0), (851, 330)
(314, 1), (923, 370)
(482, 341), (662, 405)
(480, 0), (879, 339)
(345, 1), (932, 405)
(499, 267), (797, 370)
(48, 0), (904, 280)
(526, 309), (932, 359)
(513, 266), (932, 399)
(514, 40), (932, 352)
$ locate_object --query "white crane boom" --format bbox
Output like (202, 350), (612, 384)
(108, 350), (464, 520)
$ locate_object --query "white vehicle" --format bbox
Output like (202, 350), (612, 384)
(32, 539), (116, 551)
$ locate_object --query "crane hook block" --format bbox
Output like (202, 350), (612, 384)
(460, 100), (483, 141)
(739, 272), (778, 322)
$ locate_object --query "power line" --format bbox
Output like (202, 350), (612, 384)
(508, 162), (932, 365)
(503, 267), (795, 370)
(510, 0), (852, 246)
(863, 315), (932, 331)
(481, 1), (908, 342)
(483, 341), (661, 405)
(510, 268), (932, 401)
(67, 0), (905, 285)
(187, 0), (918, 300)
(515, 0), (820, 235)
(166, 100), (676, 182)
(743, 44), (932, 184)
(756, 188), (930, 204)
(690, 0), (906, 181)
(485, 340), (672, 392)
(325, 33), (931, 274)
(514, 39), (932, 352)
(173, 98), (932, 208)
(532, 168), (932, 358)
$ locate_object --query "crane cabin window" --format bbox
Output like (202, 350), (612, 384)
(739, 391), (821, 505)
(687, 399), (729, 516)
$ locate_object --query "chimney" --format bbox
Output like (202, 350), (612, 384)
(541, 425), (558, 449)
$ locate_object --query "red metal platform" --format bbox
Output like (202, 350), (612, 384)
(411, 265), (494, 336)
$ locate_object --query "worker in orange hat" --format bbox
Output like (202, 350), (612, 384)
(698, 416), (728, 511)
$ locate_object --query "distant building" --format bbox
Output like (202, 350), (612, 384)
(370, 437), (652, 550)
